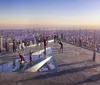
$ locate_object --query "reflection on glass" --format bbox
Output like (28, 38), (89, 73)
(12, 60), (16, 69)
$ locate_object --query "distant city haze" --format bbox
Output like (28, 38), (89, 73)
(0, 0), (100, 29)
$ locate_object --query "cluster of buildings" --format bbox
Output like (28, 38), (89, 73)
(0, 29), (54, 53)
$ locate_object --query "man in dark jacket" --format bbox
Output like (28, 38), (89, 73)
(58, 39), (63, 53)
(43, 35), (47, 58)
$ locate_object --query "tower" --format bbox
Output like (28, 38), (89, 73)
(0, 36), (3, 52)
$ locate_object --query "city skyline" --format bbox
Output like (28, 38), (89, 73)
(0, 0), (100, 29)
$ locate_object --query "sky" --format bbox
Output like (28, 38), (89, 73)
(0, 0), (100, 28)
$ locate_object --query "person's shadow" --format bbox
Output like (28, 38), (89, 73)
(12, 60), (16, 69)
(17, 63), (100, 83)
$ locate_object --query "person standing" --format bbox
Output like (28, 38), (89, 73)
(19, 52), (25, 64)
(58, 39), (63, 53)
(46, 35), (49, 46)
(54, 33), (57, 43)
(79, 38), (82, 47)
(18, 41), (21, 51)
(43, 35), (47, 58)
(29, 50), (33, 65)
(21, 40), (25, 51)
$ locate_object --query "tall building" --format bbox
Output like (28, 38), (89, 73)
(0, 36), (3, 52)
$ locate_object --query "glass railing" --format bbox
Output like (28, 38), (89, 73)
(0, 47), (59, 72)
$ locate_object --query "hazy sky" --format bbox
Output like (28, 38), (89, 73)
(0, 0), (100, 28)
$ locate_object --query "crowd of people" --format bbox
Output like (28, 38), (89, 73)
(0, 33), (53, 53)
(0, 31), (53, 66)
(18, 34), (49, 65)
(1, 29), (100, 66)
(53, 29), (100, 53)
